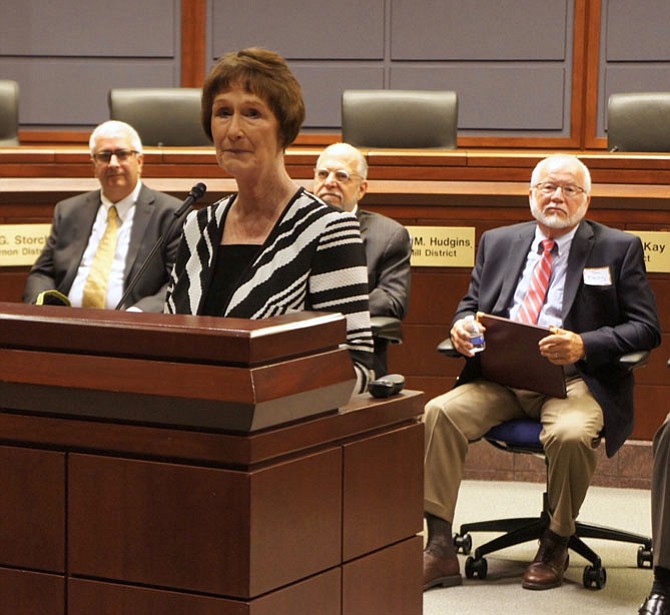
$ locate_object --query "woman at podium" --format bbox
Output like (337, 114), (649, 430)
(164, 47), (374, 393)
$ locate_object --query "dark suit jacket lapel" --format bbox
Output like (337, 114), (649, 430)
(62, 191), (101, 291)
(356, 209), (369, 241)
(562, 220), (594, 320)
(492, 225), (534, 314)
(125, 185), (155, 281)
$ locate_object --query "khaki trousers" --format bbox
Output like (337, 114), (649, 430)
(424, 376), (604, 537)
(652, 413), (670, 567)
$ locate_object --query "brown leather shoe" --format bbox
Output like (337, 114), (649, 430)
(522, 529), (569, 590)
(423, 548), (462, 591)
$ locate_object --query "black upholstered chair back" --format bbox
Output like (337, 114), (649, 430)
(607, 92), (670, 152)
(0, 80), (19, 146)
(341, 89), (458, 149)
(108, 87), (211, 147)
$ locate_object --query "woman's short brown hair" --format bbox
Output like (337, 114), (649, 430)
(201, 47), (306, 149)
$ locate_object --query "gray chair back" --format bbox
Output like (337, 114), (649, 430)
(607, 92), (670, 152)
(0, 80), (19, 146)
(108, 87), (211, 146)
(341, 89), (458, 149)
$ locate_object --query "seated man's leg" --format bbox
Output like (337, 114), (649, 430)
(639, 413), (670, 615)
(653, 414), (670, 571)
(423, 380), (524, 590)
(521, 376), (603, 590)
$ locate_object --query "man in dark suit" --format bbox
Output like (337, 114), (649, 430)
(640, 415), (670, 615)
(313, 142), (412, 376)
(423, 154), (661, 592)
(23, 120), (182, 312)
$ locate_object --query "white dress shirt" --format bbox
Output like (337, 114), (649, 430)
(68, 182), (142, 309)
(508, 224), (578, 328)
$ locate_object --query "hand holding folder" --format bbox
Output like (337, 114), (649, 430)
(476, 313), (567, 398)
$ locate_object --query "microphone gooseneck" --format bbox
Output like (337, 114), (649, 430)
(115, 182), (207, 310)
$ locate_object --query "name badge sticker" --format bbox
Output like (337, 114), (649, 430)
(583, 267), (612, 286)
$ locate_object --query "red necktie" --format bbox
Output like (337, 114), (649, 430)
(518, 239), (555, 325)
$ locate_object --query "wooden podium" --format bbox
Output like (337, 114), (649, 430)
(0, 303), (424, 615)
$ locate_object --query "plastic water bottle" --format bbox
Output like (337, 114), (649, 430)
(464, 315), (486, 354)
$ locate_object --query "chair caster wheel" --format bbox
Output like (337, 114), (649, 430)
(637, 545), (653, 568)
(454, 532), (472, 555)
(583, 564), (607, 589)
(465, 555), (488, 579)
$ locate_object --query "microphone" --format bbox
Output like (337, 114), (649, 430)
(609, 146), (619, 152)
(115, 182), (207, 310)
(173, 182), (207, 218)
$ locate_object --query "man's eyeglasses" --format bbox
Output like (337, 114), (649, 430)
(534, 182), (586, 197)
(314, 167), (363, 183)
(92, 149), (139, 164)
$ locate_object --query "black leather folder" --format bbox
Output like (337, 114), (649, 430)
(478, 313), (567, 398)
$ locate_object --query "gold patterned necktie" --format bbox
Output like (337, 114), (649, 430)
(82, 205), (119, 309)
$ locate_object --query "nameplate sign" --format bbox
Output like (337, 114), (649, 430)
(406, 226), (475, 267)
(0, 224), (50, 266)
(627, 231), (670, 273)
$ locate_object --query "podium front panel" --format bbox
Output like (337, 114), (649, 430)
(342, 422), (424, 560)
(68, 569), (342, 615)
(0, 446), (65, 572)
(342, 536), (423, 615)
(0, 299), (424, 615)
(0, 568), (65, 615)
(68, 448), (343, 598)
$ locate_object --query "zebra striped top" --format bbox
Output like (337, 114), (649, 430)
(164, 187), (374, 392)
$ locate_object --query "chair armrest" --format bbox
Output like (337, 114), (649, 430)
(437, 337), (650, 371)
(370, 316), (403, 344)
(619, 350), (650, 372)
(436, 337), (461, 358)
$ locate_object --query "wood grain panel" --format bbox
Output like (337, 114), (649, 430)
(0, 302), (347, 365)
(401, 376), (455, 406)
(0, 568), (64, 615)
(342, 422), (423, 560)
(388, 324), (460, 378)
(342, 537), (423, 615)
(68, 449), (342, 598)
(0, 392), (423, 467)
(633, 384), (670, 440)
(0, 270), (29, 302)
(181, 0), (206, 87)
(404, 270), (471, 324)
(69, 559), (341, 615)
(0, 446), (65, 572)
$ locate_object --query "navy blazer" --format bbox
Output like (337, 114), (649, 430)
(453, 219), (661, 457)
(23, 184), (182, 312)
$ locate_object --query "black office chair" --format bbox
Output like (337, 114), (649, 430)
(370, 316), (403, 345)
(0, 80), (19, 146)
(438, 337), (653, 589)
(607, 92), (670, 152)
(370, 315), (404, 377)
(108, 87), (211, 146)
(341, 89), (458, 149)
